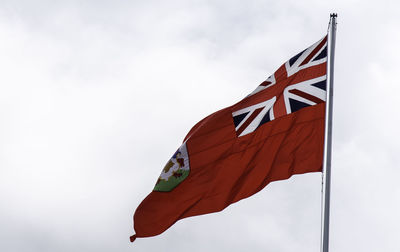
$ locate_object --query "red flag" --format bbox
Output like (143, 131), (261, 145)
(131, 35), (328, 242)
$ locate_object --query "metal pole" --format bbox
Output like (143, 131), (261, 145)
(321, 13), (337, 252)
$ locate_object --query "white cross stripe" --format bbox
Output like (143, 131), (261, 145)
(285, 37), (327, 77)
(233, 97), (276, 137)
(283, 75), (327, 114)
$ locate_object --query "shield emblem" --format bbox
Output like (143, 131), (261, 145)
(153, 142), (190, 192)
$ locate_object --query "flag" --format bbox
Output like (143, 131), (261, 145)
(131, 35), (328, 242)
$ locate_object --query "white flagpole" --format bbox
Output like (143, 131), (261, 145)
(321, 13), (337, 252)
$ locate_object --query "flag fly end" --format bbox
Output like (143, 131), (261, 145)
(130, 234), (137, 243)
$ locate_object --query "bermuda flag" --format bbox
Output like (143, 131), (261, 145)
(131, 35), (328, 242)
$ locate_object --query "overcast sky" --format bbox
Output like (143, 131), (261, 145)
(1, 1), (400, 251)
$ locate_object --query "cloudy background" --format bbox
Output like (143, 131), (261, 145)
(1, 0), (400, 251)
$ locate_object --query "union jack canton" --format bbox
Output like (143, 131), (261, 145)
(232, 36), (328, 137)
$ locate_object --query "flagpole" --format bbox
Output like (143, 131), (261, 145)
(321, 13), (337, 252)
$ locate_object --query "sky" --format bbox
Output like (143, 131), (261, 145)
(1, 0), (400, 251)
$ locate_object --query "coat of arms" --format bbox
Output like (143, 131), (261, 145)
(154, 142), (190, 192)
